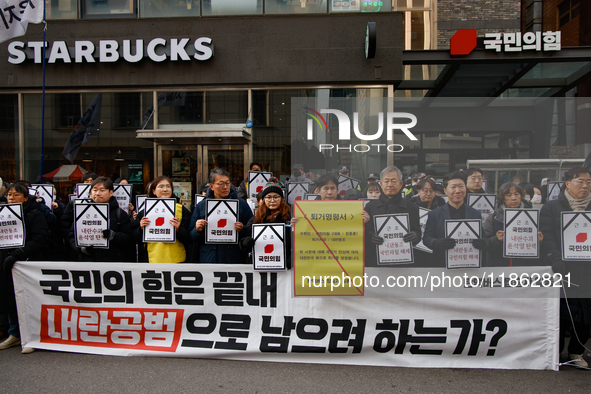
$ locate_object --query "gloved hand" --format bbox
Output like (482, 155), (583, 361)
(2, 256), (17, 273)
(371, 234), (384, 245)
(472, 238), (488, 251)
(239, 237), (255, 251)
(433, 237), (456, 251)
(80, 246), (93, 256)
(403, 232), (418, 243)
(102, 229), (115, 241)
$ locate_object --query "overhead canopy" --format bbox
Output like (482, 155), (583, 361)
(44, 164), (88, 182)
(399, 46), (591, 98)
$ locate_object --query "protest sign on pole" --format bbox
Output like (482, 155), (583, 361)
(206, 199), (239, 244)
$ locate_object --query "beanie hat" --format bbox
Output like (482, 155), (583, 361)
(260, 177), (283, 200)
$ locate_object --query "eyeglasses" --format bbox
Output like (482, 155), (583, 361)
(264, 195), (281, 201)
(571, 179), (591, 187)
(214, 182), (231, 187)
(156, 184), (172, 190)
(6, 193), (24, 198)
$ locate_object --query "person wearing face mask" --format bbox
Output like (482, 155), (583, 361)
(289, 164), (313, 185)
(520, 182), (544, 206)
(483, 182), (543, 267)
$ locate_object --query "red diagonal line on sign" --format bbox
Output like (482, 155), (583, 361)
(296, 203), (363, 295)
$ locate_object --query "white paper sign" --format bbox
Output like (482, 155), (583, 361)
(252, 223), (286, 270)
(73, 198), (93, 205)
(503, 209), (539, 258)
(374, 213), (413, 264)
(0, 204), (25, 249)
(143, 198), (176, 243)
(74, 203), (109, 248)
(304, 194), (321, 201)
(136, 195), (147, 213)
(445, 219), (481, 269)
(337, 174), (360, 197)
(206, 199), (239, 244)
(547, 182), (563, 201)
(414, 207), (432, 253)
(76, 183), (91, 199)
(113, 184), (132, 214)
(248, 171), (272, 201)
(468, 194), (496, 221)
(561, 211), (591, 260)
(194, 194), (205, 208)
(287, 182), (309, 205)
(30, 184), (55, 212)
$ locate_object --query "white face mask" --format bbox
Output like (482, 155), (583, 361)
(531, 194), (542, 204)
(524, 194), (531, 202)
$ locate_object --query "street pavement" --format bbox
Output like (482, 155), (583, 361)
(1, 345), (590, 393)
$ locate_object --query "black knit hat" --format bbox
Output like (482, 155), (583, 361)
(260, 177), (284, 200)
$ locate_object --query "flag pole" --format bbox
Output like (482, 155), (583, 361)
(39, 2), (47, 182)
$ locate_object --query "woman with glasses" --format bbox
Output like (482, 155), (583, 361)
(0, 182), (49, 352)
(409, 178), (446, 210)
(133, 176), (192, 263)
(541, 167), (591, 368)
(239, 178), (292, 267)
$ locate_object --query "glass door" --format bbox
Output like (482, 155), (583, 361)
(158, 144), (202, 210)
(203, 145), (248, 188)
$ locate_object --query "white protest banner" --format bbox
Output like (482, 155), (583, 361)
(248, 172), (272, 201)
(503, 209), (539, 258)
(374, 213), (413, 264)
(113, 184), (132, 213)
(252, 223), (286, 270)
(143, 198), (176, 243)
(0, 203), (25, 248)
(0, 0), (43, 44)
(194, 194), (205, 208)
(287, 182), (309, 205)
(561, 211), (591, 260)
(303, 194), (321, 201)
(445, 219), (481, 269)
(76, 183), (91, 199)
(30, 184), (55, 212)
(73, 203), (109, 248)
(13, 263), (559, 370)
(337, 174), (360, 197)
(136, 195), (147, 213)
(414, 207), (432, 253)
(467, 194), (496, 221)
(206, 199), (239, 244)
(547, 182), (563, 202)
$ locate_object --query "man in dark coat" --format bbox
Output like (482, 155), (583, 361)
(190, 168), (254, 263)
(464, 167), (487, 203)
(423, 172), (487, 267)
(365, 166), (421, 267)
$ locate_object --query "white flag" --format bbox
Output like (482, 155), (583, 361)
(62, 94), (102, 163)
(0, 0), (43, 44)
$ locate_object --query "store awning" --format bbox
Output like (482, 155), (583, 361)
(136, 125), (252, 144)
(43, 164), (88, 182)
(399, 46), (591, 98)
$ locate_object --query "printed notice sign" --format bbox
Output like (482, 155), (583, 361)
(136, 195), (147, 214)
(287, 182), (309, 205)
(74, 203), (109, 248)
(415, 207), (432, 253)
(503, 209), (539, 258)
(547, 182), (563, 202)
(113, 184), (132, 214)
(0, 204), (25, 249)
(252, 223), (286, 271)
(76, 183), (91, 199)
(468, 194), (496, 221)
(374, 213), (413, 264)
(445, 219), (481, 269)
(337, 175), (360, 197)
(561, 211), (591, 260)
(143, 198), (176, 243)
(248, 172), (272, 201)
(30, 184), (54, 212)
(205, 199), (239, 244)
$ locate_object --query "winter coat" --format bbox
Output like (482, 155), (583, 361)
(241, 211), (292, 268)
(410, 194), (447, 210)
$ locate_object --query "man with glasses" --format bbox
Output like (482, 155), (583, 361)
(190, 167), (254, 263)
(465, 167), (486, 201)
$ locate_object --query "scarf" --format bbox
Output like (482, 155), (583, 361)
(565, 190), (591, 211)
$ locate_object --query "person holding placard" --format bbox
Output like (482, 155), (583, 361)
(134, 176), (192, 263)
(237, 162), (262, 200)
(0, 182), (49, 353)
(239, 178), (292, 268)
(190, 168), (253, 264)
(409, 178), (446, 210)
(464, 168), (486, 202)
(67, 177), (133, 262)
(540, 167), (591, 368)
(483, 182), (543, 267)
(423, 172), (487, 267)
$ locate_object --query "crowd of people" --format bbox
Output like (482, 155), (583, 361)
(0, 163), (589, 368)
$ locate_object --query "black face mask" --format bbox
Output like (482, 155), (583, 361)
(293, 171), (303, 177)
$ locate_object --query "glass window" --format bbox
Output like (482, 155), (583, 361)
(54, 93), (80, 129)
(47, 0), (78, 19)
(330, 0), (391, 13)
(82, 0), (137, 18)
(0, 94), (19, 182)
(265, 0), (326, 14)
(202, 0), (262, 16)
(140, 0), (200, 18)
(115, 92), (141, 128)
(206, 91), (248, 124)
(424, 153), (448, 176)
(157, 92), (204, 125)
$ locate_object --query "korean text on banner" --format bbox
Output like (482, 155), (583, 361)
(293, 201), (364, 296)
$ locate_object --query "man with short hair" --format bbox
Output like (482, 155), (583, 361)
(423, 172), (487, 267)
(365, 166), (421, 266)
(190, 168), (254, 263)
(237, 162), (262, 200)
(465, 167), (486, 195)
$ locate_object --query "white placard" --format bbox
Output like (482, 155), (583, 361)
(194, 194), (205, 208)
(503, 209), (540, 258)
(287, 182), (309, 205)
(68, 194), (76, 202)
(252, 223), (286, 270)
(73, 203), (110, 249)
(0, 204), (25, 249)
(561, 211), (591, 260)
(304, 194), (321, 201)
(445, 219), (481, 269)
(248, 171), (272, 201)
(76, 183), (91, 199)
(113, 184), (132, 214)
(73, 198), (93, 205)
(136, 195), (147, 213)
(337, 174), (360, 197)
(205, 199), (239, 244)
(468, 194), (496, 221)
(29, 184), (55, 212)
(547, 182), (563, 202)
(374, 213), (413, 265)
(143, 198), (176, 243)
(363, 199), (371, 208)
(414, 207), (432, 253)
